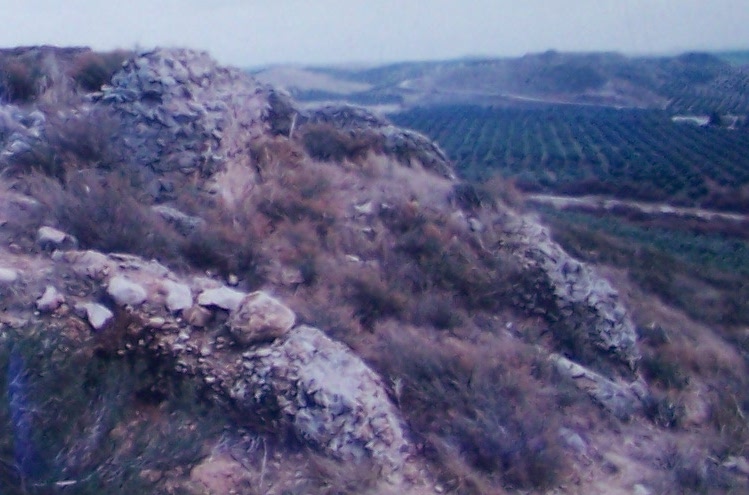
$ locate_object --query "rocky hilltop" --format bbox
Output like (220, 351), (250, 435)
(0, 47), (745, 494)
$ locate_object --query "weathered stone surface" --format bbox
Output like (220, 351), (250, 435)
(62, 250), (112, 280)
(37, 226), (77, 251)
(0, 267), (18, 283)
(197, 286), (245, 311)
(97, 48), (272, 192)
(559, 427), (588, 455)
(237, 325), (410, 471)
(162, 280), (193, 312)
(505, 215), (640, 372)
(183, 305), (212, 327)
(228, 291), (295, 346)
(151, 205), (205, 235)
(36, 286), (65, 312)
(107, 275), (148, 306)
(552, 354), (644, 419)
(75, 302), (114, 330)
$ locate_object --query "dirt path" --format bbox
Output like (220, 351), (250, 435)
(528, 193), (749, 222)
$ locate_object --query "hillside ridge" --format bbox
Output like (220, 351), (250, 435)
(0, 47), (746, 494)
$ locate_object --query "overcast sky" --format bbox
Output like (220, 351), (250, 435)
(2, 0), (748, 67)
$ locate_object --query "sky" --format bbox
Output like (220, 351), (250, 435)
(1, 0), (748, 67)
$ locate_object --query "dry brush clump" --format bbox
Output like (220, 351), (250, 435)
(365, 325), (571, 492)
(0, 323), (226, 494)
(0, 57), (40, 103)
(68, 50), (131, 92)
(299, 123), (384, 162)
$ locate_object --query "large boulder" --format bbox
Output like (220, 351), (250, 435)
(228, 291), (295, 346)
(107, 275), (148, 306)
(236, 325), (410, 472)
(505, 214), (640, 372)
(197, 286), (245, 311)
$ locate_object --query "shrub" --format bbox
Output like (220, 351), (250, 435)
(181, 221), (264, 283)
(450, 182), (496, 211)
(412, 294), (463, 330)
(641, 353), (688, 390)
(300, 123), (383, 162)
(0, 59), (39, 103)
(346, 273), (406, 328)
(69, 50), (131, 92)
(0, 323), (224, 494)
(34, 172), (182, 262)
(3, 109), (121, 181)
(367, 327), (568, 492)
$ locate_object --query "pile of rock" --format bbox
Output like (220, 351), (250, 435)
(0, 105), (46, 166)
(98, 48), (271, 177)
(505, 214), (640, 372)
(48, 247), (412, 474)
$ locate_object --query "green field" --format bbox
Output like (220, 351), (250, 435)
(392, 105), (749, 211)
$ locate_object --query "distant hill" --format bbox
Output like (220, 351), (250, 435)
(716, 50), (749, 66)
(253, 50), (749, 113)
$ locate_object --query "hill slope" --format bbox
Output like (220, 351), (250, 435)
(0, 47), (746, 495)
(254, 50), (749, 113)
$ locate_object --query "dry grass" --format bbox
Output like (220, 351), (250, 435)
(364, 325), (571, 492)
(0, 58), (39, 103)
(69, 50), (130, 92)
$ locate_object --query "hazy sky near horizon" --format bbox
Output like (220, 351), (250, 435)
(1, 0), (747, 66)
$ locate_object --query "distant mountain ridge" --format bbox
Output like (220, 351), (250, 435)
(253, 50), (749, 113)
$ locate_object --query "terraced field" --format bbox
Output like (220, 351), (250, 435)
(392, 105), (749, 211)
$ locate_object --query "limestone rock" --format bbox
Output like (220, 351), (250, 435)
(183, 305), (213, 327)
(162, 280), (193, 312)
(552, 354), (644, 420)
(197, 286), (245, 311)
(238, 325), (410, 471)
(151, 205), (205, 235)
(559, 427), (587, 455)
(36, 286), (65, 312)
(0, 267), (18, 284)
(107, 276), (148, 306)
(228, 291), (295, 346)
(37, 226), (77, 251)
(505, 215), (640, 371)
(76, 302), (114, 330)
(63, 250), (111, 280)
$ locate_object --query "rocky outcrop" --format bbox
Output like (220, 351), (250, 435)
(0, 47), (662, 493)
(46, 248), (412, 474)
(0, 105), (46, 167)
(228, 291), (296, 346)
(552, 354), (646, 420)
(304, 104), (455, 179)
(237, 325), (410, 471)
(98, 49), (271, 179)
(504, 214), (640, 372)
